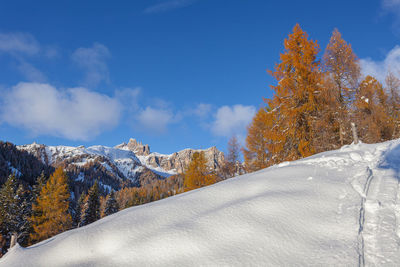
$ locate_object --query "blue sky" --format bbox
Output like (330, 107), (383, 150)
(0, 0), (400, 154)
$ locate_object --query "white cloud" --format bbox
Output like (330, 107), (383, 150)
(136, 106), (175, 134)
(0, 32), (56, 81)
(0, 82), (121, 140)
(115, 87), (141, 113)
(360, 45), (400, 83)
(193, 103), (212, 118)
(382, 0), (400, 29)
(72, 43), (110, 87)
(144, 0), (196, 14)
(0, 32), (40, 55)
(211, 105), (256, 137)
(16, 60), (47, 82)
(383, 0), (400, 8)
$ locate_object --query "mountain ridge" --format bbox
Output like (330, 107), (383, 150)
(14, 138), (225, 196)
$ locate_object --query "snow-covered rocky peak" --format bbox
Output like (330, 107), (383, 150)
(115, 138), (150, 156)
(141, 146), (225, 174)
(16, 139), (226, 193)
(114, 138), (225, 174)
(17, 143), (155, 192)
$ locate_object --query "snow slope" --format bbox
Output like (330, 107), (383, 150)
(17, 143), (173, 189)
(2, 140), (400, 266)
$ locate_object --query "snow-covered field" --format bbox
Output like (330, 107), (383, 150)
(2, 140), (400, 266)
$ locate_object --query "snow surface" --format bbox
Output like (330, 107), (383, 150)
(3, 140), (400, 266)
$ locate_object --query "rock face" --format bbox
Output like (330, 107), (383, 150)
(115, 139), (150, 156)
(143, 147), (225, 174)
(14, 138), (226, 196)
(116, 139), (226, 174)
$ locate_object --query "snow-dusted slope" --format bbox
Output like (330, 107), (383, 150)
(18, 142), (150, 179)
(17, 140), (225, 191)
(3, 140), (400, 266)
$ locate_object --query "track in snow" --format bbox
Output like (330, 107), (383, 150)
(357, 167), (373, 267)
(352, 142), (400, 266)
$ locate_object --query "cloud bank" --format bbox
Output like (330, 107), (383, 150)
(382, 0), (400, 9)
(0, 82), (121, 140)
(360, 45), (400, 83)
(0, 32), (40, 55)
(72, 43), (110, 87)
(136, 106), (176, 134)
(0, 32), (48, 82)
(211, 105), (256, 138)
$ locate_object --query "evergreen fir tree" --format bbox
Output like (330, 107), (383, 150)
(80, 181), (100, 226)
(14, 184), (31, 247)
(32, 171), (47, 203)
(75, 192), (86, 227)
(30, 167), (72, 243)
(0, 175), (32, 251)
(0, 174), (18, 253)
(104, 191), (119, 216)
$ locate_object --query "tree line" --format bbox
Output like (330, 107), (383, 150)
(0, 167), (121, 256)
(243, 24), (400, 172)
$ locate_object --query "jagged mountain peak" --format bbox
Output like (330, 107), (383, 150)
(115, 138), (151, 156)
(14, 139), (226, 194)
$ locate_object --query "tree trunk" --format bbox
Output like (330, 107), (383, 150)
(9, 233), (17, 248)
(339, 123), (344, 146)
(351, 122), (359, 144)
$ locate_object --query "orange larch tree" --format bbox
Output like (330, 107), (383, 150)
(323, 28), (361, 146)
(386, 71), (400, 138)
(242, 107), (275, 171)
(354, 76), (392, 143)
(183, 152), (217, 192)
(30, 167), (72, 243)
(268, 24), (323, 160)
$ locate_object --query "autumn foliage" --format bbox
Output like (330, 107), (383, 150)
(244, 24), (400, 172)
(183, 152), (217, 192)
(243, 108), (272, 171)
(30, 167), (72, 243)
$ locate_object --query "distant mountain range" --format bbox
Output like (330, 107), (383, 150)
(1, 138), (225, 199)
